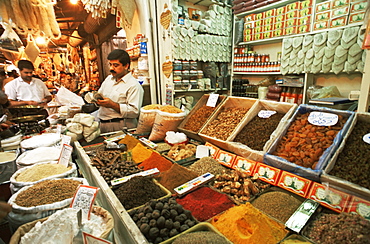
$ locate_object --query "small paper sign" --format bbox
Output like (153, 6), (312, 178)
(258, 110), (277, 118)
(58, 144), (73, 167)
(196, 145), (210, 158)
(70, 185), (99, 220)
(308, 112), (338, 126)
(285, 199), (320, 232)
(111, 168), (160, 186)
(363, 133), (370, 144)
(83, 232), (112, 244)
(206, 94), (219, 107)
(61, 135), (71, 146)
(56, 124), (62, 135)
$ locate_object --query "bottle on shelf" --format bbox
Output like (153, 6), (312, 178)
(297, 88), (303, 105)
(280, 87), (286, 102)
(285, 87), (293, 103)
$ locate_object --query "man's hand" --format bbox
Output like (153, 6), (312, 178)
(96, 97), (114, 108)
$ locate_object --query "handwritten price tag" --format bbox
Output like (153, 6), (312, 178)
(206, 94), (219, 107)
(363, 133), (370, 144)
(308, 112), (338, 126)
(70, 185), (99, 220)
(58, 144), (73, 167)
(258, 110), (277, 118)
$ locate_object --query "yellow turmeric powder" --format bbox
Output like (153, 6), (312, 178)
(210, 203), (288, 244)
(118, 134), (140, 150)
(131, 142), (153, 164)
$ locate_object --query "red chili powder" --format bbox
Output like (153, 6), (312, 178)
(139, 152), (173, 172)
(176, 187), (235, 222)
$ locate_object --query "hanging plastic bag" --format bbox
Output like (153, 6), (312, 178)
(24, 34), (40, 63)
(0, 22), (23, 52)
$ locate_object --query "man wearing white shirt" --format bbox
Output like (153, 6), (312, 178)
(96, 49), (144, 133)
(4, 60), (52, 107)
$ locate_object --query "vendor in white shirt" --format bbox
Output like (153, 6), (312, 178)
(4, 60), (52, 107)
(96, 49), (144, 133)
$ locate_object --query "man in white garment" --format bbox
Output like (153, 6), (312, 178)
(96, 49), (144, 133)
(4, 60), (52, 107)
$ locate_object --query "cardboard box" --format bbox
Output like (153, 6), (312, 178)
(276, 6), (286, 15)
(263, 31), (273, 39)
(274, 21), (285, 30)
(350, 1), (368, 13)
(255, 26), (263, 33)
(313, 20), (330, 31)
(330, 15), (348, 28)
(255, 12), (264, 20)
(263, 17), (274, 26)
(346, 196), (370, 221)
(315, 11), (331, 22)
(277, 171), (313, 198)
(274, 28), (285, 37)
(255, 20), (263, 27)
(308, 182), (351, 213)
(300, 7), (313, 17)
(298, 15), (312, 26)
(232, 156), (258, 175)
(348, 11), (366, 24)
(316, 0), (331, 12)
(286, 10), (299, 19)
(255, 162), (282, 185)
(264, 25), (273, 32)
(331, 0), (350, 9)
(205, 142), (220, 158)
(286, 1), (300, 12)
(285, 26), (297, 35)
(297, 24), (311, 34)
(245, 14), (255, 22)
(265, 9), (276, 18)
(254, 33), (263, 40)
(275, 14), (286, 23)
(331, 6), (350, 18)
(245, 22), (255, 28)
(300, 0), (313, 9)
(214, 149), (236, 168)
(244, 34), (254, 42)
(244, 27), (254, 36)
(286, 18), (298, 27)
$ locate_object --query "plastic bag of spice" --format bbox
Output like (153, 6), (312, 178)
(149, 110), (186, 142)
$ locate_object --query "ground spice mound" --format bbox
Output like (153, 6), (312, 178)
(210, 203), (288, 244)
(159, 105), (183, 113)
(251, 191), (302, 223)
(172, 231), (230, 244)
(118, 134), (140, 150)
(188, 157), (226, 176)
(155, 163), (199, 194)
(183, 105), (217, 132)
(16, 164), (72, 182)
(132, 142), (153, 164)
(176, 187), (235, 221)
(139, 152), (173, 172)
(15, 179), (81, 207)
(113, 176), (167, 210)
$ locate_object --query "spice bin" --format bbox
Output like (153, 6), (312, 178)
(227, 100), (297, 162)
(321, 112), (370, 201)
(264, 104), (354, 182)
(199, 96), (258, 150)
(178, 94), (227, 142)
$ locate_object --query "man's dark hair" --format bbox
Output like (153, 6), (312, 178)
(18, 60), (34, 71)
(107, 49), (130, 68)
(0, 71), (6, 76)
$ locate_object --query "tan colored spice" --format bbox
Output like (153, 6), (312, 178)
(16, 164), (72, 182)
(15, 179), (81, 207)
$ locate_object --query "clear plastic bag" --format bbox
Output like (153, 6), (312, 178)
(307, 85), (342, 99)
(0, 22), (23, 51)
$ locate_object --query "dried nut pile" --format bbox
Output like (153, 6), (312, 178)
(273, 113), (347, 169)
(129, 197), (197, 244)
(15, 163), (72, 182)
(202, 107), (249, 141)
(235, 112), (285, 151)
(167, 144), (197, 161)
(213, 170), (269, 204)
(91, 150), (142, 184)
(183, 105), (218, 132)
(330, 120), (370, 189)
(15, 179), (81, 207)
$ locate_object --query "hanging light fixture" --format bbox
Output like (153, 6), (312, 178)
(35, 36), (47, 46)
(70, 0), (78, 4)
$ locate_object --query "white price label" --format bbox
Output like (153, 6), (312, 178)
(195, 145), (210, 158)
(56, 124), (62, 135)
(58, 144), (73, 167)
(61, 135), (71, 146)
(308, 112), (338, 126)
(70, 185), (99, 220)
(206, 94), (219, 107)
(363, 133), (370, 144)
(258, 110), (277, 118)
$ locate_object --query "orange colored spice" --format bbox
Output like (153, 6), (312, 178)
(211, 203), (288, 244)
(139, 152), (173, 172)
(131, 142), (153, 164)
(118, 134), (140, 150)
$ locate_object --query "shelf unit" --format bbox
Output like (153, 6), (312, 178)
(230, 0), (369, 110)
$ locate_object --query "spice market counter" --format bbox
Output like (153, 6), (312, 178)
(74, 141), (149, 244)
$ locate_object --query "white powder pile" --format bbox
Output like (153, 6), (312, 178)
(20, 208), (107, 244)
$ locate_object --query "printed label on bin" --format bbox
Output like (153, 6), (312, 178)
(174, 172), (214, 196)
(254, 162), (281, 185)
(70, 185), (99, 220)
(206, 94), (219, 107)
(277, 171), (312, 198)
(233, 156), (257, 175)
(308, 112), (338, 126)
(205, 142), (219, 157)
(363, 133), (370, 144)
(83, 232), (112, 244)
(258, 110), (277, 118)
(58, 144), (73, 167)
(196, 145), (210, 158)
(61, 135), (71, 146)
(111, 168), (160, 186)
(285, 199), (320, 233)
(346, 196), (370, 221)
(139, 137), (158, 149)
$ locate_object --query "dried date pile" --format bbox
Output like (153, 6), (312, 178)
(202, 107), (249, 141)
(183, 105), (217, 132)
(15, 179), (81, 207)
(91, 150), (142, 184)
(330, 120), (370, 189)
(212, 170), (269, 204)
(129, 197), (197, 244)
(234, 112), (285, 151)
(273, 113), (347, 169)
(303, 212), (370, 244)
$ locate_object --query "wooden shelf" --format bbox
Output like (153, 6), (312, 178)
(233, 72), (281, 75)
(235, 0), (296, 18)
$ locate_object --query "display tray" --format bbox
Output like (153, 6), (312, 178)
(178, 94), (227, 142)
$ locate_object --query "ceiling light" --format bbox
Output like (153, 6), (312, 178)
(35, 36), (47, 45)
(70, 0), (78, 4)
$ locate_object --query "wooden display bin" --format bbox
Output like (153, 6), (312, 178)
(178, 94), (226, 142)
(199, 96), (257, 150)
(321, 112), (370, 201)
